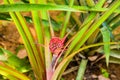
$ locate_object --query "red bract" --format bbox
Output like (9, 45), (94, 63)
(49, 37), (65, 55)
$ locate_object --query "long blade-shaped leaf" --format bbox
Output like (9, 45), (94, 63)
(76, 59), (88, 80)
(0, 63), (30, 80)
(0, 4), (120, 13)
(29, 0), (45, 69)
(74, 0), (120, 54)
(0, 4), (79, 12)
(64, 0), (106, 57)
(4, 0), (44, 79)
(60, 0), (74, 38)
(101, 23), (110, 66)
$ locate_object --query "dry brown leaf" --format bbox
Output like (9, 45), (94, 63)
(17, 49), (27, 59)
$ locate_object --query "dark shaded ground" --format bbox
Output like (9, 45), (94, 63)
(63, 61), (120, 80)
(0, 21), (120, 80)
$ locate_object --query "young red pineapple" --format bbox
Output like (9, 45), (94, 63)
(49, 26), (75, 55)
(49, 36), (66, 68)
(49, 37), (65, 55)
(49, 26), (75, 68)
